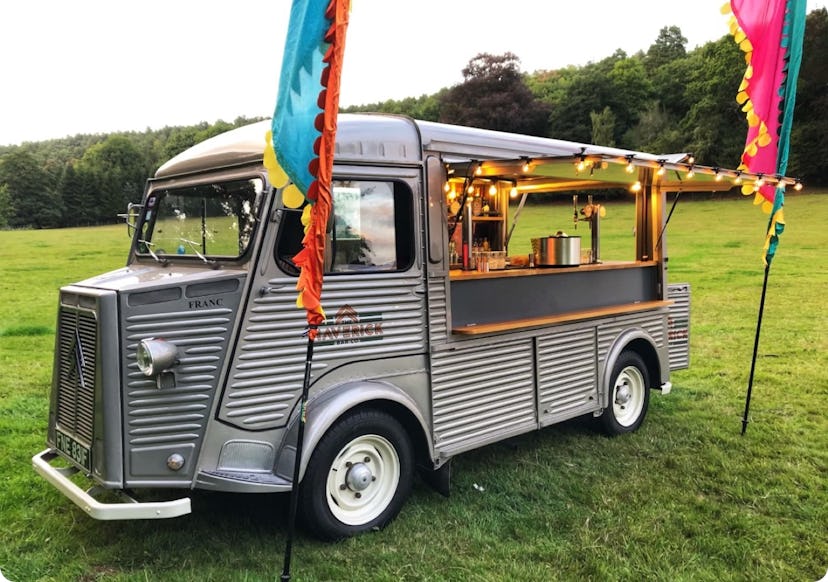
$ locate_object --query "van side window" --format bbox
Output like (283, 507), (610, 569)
(274, 179), (414, 275)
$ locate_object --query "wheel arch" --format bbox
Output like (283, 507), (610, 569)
(601, 329), (661, 408)
(278, 380), (433, 483)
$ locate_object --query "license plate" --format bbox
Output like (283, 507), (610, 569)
(55, 429), (91, 471)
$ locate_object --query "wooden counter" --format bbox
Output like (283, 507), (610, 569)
(449, 260), (657, 280)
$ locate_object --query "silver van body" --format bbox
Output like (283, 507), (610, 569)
(33, 114), (701, 534)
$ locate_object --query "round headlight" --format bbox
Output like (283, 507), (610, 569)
(136, 338), (178, 376)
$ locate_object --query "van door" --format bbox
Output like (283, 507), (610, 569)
(217, 168), (428, 432)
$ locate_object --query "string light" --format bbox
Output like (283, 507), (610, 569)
(714, 168), (723, 182)
(510, 185), (519, 198)
(521, 158), (531, 173)
(444, 181), (451, 192)
(488, 183), (497, 196)
(475, 163), (483, 176)
(656, 161), (666, 177)
(734, 172), (743, 185)
(794, 180), (803, 191)
(630, 181), (642, 193)
(625, 155), (635, 173)
(686, 166), (695, 179)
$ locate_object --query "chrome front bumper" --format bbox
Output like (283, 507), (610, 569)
(32, 449), (191, 520)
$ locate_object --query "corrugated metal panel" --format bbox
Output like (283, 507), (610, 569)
(431, 339), (535, 455)
(221, 272), (426, 430)
(427, 276), (449, 345)
(597, 311), (666, 360)
(537, 327), (598, 424)
(124, 307), (232, 446)
(667, 283), (691, 370)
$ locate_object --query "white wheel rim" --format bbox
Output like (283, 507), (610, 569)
(612, 365), (645, 427)
(325, 434), (400, 526)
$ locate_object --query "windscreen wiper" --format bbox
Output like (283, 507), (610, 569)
(179, 238), (219, 268)
(137, 239), (168, 266)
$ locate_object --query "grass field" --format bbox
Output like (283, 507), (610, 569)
(0, 193), (826, 581)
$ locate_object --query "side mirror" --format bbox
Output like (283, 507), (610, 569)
(119, 202), (143, 238)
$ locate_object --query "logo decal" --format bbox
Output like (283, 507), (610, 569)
(68, 327), (87, 389)
(317, 304), (384, 346)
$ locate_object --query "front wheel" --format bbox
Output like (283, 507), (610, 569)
(300, 409), (413, 540)
(600, 351), (650, 435)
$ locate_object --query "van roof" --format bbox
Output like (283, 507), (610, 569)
(154, 113), (795, 193)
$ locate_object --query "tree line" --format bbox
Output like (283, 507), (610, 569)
(1, 8), (826, 230)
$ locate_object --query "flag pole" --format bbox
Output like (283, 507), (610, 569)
(741, 262), (771, 435)
(281, 329), (317, 582)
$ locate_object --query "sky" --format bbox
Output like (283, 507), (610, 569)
(1, 0), (824, 146)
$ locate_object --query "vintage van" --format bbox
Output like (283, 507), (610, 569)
(33, 113), (748, 539)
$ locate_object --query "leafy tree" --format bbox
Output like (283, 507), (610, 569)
(0, 149), (62, 228)
(680, 36), (746, 166)
(788, 7), (828, 182)
(78, 135), (147, 223)
(649, 52), (703, 120)
(438, 53), (550, 136)
(0, 183), (10, 228)
(590, 107), (616, 146)
(645, 26), (688, 72)
(548, 51), (627, 143)
(343, 93), (443, 121)
(162, 126), (202, 160)
(607, 57), (654, 146)
(526, 66), (579, 109)
(59, 163), (99, 227)
(625, 102), (685, 155)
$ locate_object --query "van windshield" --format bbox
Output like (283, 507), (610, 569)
(137, 177), (264, 261)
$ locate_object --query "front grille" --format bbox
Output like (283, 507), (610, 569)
(55, 306), (98, 444)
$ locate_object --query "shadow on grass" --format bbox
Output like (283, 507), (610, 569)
(0, 325), (53, 337)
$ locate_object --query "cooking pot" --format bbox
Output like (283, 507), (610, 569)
(531, 234), (581, 267)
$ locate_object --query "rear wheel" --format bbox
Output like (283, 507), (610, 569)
(300, 409), (413, 540)
(600, 351), (650, 435)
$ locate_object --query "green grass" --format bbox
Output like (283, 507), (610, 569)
(1, 195), (826, 581)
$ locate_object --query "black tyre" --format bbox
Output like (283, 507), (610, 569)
(300, 409), (413, 540)
(600, 351), (650, 435)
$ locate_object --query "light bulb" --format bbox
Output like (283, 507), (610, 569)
(630, 181), (642, 193)
(488, 184), (497, 196)
(510, 186), (518, 198)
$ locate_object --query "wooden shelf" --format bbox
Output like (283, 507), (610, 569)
(452, 300), (672, 336)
